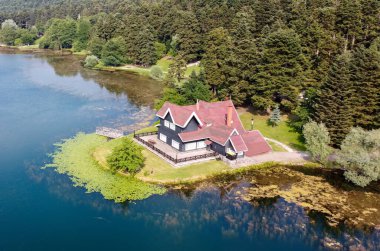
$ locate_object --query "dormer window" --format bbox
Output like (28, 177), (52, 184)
(169, 122), (176, 130)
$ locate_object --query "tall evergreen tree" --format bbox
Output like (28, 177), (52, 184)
(174, 11), (202, 62)
(253, 28), (305, 111)
(336, 0), (363, 50)
(351, 42), (380, 129)
(313, 53), (355, 146)
(202, 27), (232, 96)
(135, 25), (157, 66)
(222, 7), (257, 105)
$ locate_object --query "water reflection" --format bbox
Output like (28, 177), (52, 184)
(38, 54), (162, 107)
(26, 163), (380, 251)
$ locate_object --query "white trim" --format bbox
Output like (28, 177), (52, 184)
(229, 137), (248, 152)
(182, 112), (203, 128)
(221, 128), (239, 146)
(157, 108), (203, 128)
(157, 108), (176, 124)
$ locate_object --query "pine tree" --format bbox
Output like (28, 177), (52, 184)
(336, 0), (363, 50)
(313, 53), (355, 146)
(253, 28), (305, 111)
(202, 27), (232, 96)
(351, 42), (380, 129)
(136, 25), (157, 66)
(174, 10), (202, 62)
(222, 7), (257, 105)
(269, 104), (281, 126)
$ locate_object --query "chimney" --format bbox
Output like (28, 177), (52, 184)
(227, 105), (233, 127)
(196, 99), (199, 111)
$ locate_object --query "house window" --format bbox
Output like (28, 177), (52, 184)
(169, 122), (176, 130)
(159, 133), (167, 142)
(185, 142), (197, 151)
(197, 141), (206, 149)
(171, 140), (180, 150)
(238, 152), (244, 157)
(164, 120), (170, 128)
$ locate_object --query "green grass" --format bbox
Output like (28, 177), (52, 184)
(239, 112), (306, 151)
(156, 57), (173, 72)
(44, 133), (166, 202)
(185, 64), (200, 76)
(135, 125), (158, 134)
(93, 135), (229, 184)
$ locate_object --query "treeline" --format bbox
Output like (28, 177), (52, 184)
(0, 0), (379, 147)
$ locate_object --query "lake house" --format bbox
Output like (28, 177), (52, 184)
(156, 100), (271, 159)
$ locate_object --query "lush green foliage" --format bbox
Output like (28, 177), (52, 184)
(39, 18), (77, 49)
(84, 55), (99, 68)
(149, 65), (163, 80)
(155, 71), (212, 110)
(303, 121), (331, 164)
(1, 0), (379, 150)
(44, 133), (165, 202)
(337, 128), (380, 187)
(107, 138), (145, 174)
(101, 37), (128, 66)
(0, 19), (37, 45)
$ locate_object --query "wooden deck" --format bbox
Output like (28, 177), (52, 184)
(96, 127), (124, 139)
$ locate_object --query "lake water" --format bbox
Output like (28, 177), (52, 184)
(0, 52), (379, 251)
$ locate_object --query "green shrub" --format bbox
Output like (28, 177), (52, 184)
(303, 121), (331, 164)
(14, 38), (22, 46)
(84, 55), (99, 68)
(337, 128), (380, 187)
(150, 65), (163, 80)
(107, 138), (145, 174)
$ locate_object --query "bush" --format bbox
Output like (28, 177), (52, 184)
(107, 138), (145, 174)
(14, 38), (22, 46)
(150, 65), (163, 80)
(337, 128), (380, 187)
(303, 121), (331, 164)
(84, 55), (99, 68)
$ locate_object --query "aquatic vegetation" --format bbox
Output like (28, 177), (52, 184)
(44, 133), (166, 202)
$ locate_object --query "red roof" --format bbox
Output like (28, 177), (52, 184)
(230, 135), (248, 152)
(242, 131), (272, 157)
(157, 100), (271, 156)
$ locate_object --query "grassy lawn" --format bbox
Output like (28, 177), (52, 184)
(239, 111), (306, 151)
(46, 133), (165, 202)
(93, 136), (229, 184)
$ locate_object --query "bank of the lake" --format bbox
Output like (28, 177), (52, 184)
(46, 128), (380, 231)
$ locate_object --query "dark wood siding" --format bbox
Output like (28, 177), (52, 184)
(158, 113), (202, 152)
(182, 117), (199, 132)
(158, 113), (185, 151)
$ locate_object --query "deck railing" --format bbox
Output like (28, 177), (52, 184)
(134, 131), (219, 164)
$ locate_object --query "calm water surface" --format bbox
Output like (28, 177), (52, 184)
(0, 53), (379, 251)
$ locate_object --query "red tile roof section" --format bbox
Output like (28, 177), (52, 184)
(230, 135), (248, 152)
(242, 131), (272, 157)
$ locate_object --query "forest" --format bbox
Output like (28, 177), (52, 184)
(0, 0), (379, 185)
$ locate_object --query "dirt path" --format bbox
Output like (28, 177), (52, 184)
(265, 137), (295, 152)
